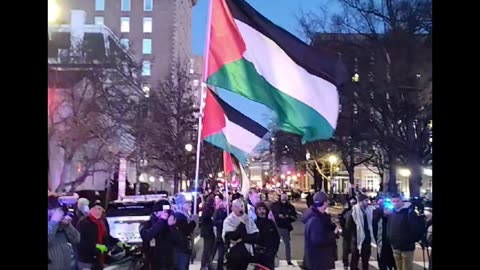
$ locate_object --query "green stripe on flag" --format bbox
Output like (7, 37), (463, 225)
(207, 58), (335, 142)
(204, 132), (249, 165)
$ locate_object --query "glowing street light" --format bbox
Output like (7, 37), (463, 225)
(149, 176), (156, 183)
(280, 174), (286, 179)
(208, 173), (213, 178)
(185, 143), (193, 152)
(328, 155), (338, 164)
(264, 172), (269, 176)
(48, 0), (60, 23)
(398, 168), (411, 177)
(218, 172), (224, 178)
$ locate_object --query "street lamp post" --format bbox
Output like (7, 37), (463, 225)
(185, 144), (193, 191)
(159, 176), (164, 191)
(328, 155), (338, 193)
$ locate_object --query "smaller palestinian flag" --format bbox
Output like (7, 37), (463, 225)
(201, 88), (268, 164)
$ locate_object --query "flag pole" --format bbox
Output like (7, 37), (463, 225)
(192, 86), (204, 216)
(193, 0), (214, 216)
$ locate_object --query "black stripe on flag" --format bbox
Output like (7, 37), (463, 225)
(226, 0), (348, 86)
(210, 91), (269, 139)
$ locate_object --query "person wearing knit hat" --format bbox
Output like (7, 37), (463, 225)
(253, 202), (280, 270)
(173, 193), (197, 270)
(140, 199), (177, 270)
(77, 200), (124, 270)
(357, 193), (369, 203)
(48, 194), (80, 270)
(303, 191), (338, 270)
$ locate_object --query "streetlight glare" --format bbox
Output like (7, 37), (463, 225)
(280, 174), (285, 179)
(398, 168), (411, 177)
(185, 143), (193, 152)
(328, 155), (338, 164)
(149, 176), (155, 183)
(218, 172), (223, 178)
(48, 0), (60, 23)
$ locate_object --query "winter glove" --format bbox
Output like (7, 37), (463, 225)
(96, 244), (108, 254)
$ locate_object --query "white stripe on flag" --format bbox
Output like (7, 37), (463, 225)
(223, 115), (263, 154)
(234, 19), (339, 128)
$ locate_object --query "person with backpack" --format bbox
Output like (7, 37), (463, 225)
(387, 193), (425, 270)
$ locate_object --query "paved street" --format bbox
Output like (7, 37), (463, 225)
(189, 197), (430, 270)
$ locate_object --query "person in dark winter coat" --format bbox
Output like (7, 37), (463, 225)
(140, 199), (178, 270)
(200, 195), (216, 270)
(173, 193), (198, 270)
(387, 193), (425, 270)
(213, 195), (228, 270)
(345, 194), (375, 270)
(338, 197), (357, 270)
(48, 196), (81, 270)
(270, 193), (297, 265)
(303, 191), (338, 270)
(77, 201), (121, 270)
(372, 197), (396, 270)
(253, 202), (280, 270)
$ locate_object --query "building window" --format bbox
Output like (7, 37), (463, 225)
(189, 58), (194, 74)
(143, 17), (152, 33)
(144, 0), (153, 11)
(121, 0), (131, 11)
(121, 17), (130, 32)
(95, 0), (105, 11)
(120, 39), (129, 49)
(142, 61), (151, 76)
(143, 39), (152, 54)
(94, 16), (104, 25)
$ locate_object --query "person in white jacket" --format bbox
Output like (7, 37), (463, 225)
(346, 194), (376, 270)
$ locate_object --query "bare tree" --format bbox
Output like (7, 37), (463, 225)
(298, 0), (432, 196)
(48, 35), (142, 192)
(138, 62), (197, 193)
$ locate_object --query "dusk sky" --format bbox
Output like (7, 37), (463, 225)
(191, 0), (338, 56)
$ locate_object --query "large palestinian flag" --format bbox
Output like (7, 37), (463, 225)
(202, 0), (346, 143)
